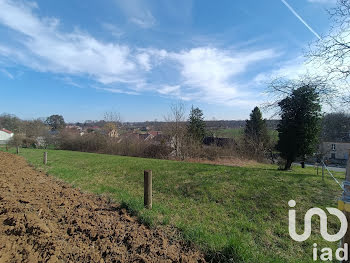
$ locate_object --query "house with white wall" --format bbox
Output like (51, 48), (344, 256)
(0, 129), (14, 144)
(321, 141), (350, 164)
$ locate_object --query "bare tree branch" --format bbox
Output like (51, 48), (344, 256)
(264, 76), (337, 116)
(308, 0), (350, 104)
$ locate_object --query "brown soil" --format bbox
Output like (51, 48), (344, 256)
(0, 152), (205, 263)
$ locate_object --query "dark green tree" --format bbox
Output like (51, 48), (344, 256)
(244, 107), (269, 158)
(45, 115), (66, 131)
(277, 85), (322, 170)
(187, 106), (206, 142)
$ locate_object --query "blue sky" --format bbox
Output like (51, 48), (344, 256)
(0, 0), (336, 122)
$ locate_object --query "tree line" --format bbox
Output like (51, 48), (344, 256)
(1, 98), (348, 168)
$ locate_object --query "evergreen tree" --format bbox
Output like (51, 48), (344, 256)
(277, 85), (321, 170)
(187, 106), (206, 142)
(45, 115), (66, 131)
(244, 106), (269, 147)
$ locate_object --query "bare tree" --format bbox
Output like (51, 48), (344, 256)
(264, 77), (336, 115)
(308, 0), (350, 104)
(24, 119), (48, 138)
(103, 111), (122, 137)
(321, 112), (350, 142)
(164, 102), (186, 158)
(104, 111), (121, 125)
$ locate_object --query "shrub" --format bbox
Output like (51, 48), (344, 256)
(143, 144), (172, 159)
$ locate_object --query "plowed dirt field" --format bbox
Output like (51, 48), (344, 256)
(0, 152), (205, 263)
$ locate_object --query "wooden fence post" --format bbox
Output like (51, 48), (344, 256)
(339, 150), (350, 259)
(322, 163), (325, 181)
(144, 170), (152, 209)
(43, 152), (47, 165)
(16, 146), (19, 154)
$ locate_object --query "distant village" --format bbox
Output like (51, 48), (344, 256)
(1, 117), (350, 166)
(64, 124), (164, 144)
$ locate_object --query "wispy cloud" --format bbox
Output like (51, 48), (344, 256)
(101, 22), (124, 38)
(254, 56), (307, 84)
(0, 0), (281, 109)
(281, 0), (321, 39)
(136, 52), (152, 71)
(0, 0), (148, 85)
(59, 76), (83, 89)
(130, 12), (155, 29)
(0, 68), (14, 79)
(153, 47), (280, 106)
(158, 85), (181, 96)
(95, 87), (140, 95)
(115, 0), (156, 28)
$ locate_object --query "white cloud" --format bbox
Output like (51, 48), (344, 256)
(95, 87), (140, 95)
(254, 56), (307, 84)
(164, 47), (279, 105)
(136, 52), (151, 71)
(253, 54), (350, 107)
(253, 52), (343, 85)
(0, 0), (281, 109)
(0, 0), (142, 84)
(158, 85), (181, 96)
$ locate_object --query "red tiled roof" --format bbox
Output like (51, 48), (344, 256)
(149, 131), (160, 137)
(1, 128), (13, 134)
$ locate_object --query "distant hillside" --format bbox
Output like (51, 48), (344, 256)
(71, 120), (280, 132)
(204, 120), (279, 130)
(121, 120), (279, 131)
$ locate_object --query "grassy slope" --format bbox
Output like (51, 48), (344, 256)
(2, 147), (344, 262)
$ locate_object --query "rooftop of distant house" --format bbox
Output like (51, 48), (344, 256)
(148, 131), (161, 137)
(1, 128), (13, 134)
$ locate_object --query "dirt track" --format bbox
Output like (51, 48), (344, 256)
(0, 152), (205, 262)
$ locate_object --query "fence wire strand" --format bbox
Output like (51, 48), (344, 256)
(321, 161), (344, 190)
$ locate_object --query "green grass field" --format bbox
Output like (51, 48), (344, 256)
(1, 147), (345, 262)
(213, 128), (278, 142)
(213, 128), (244, 139)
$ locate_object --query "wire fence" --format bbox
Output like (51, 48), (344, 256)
(321, 161), (344, 190)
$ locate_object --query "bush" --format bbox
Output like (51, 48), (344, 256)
(143, 144), (172, 159)
(277, 157), (287, 170)
(9, 134), (37, 148)
(200, 146), (220, 161)
(55, 129), (271, 164)
(58, 132), (107, 153)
